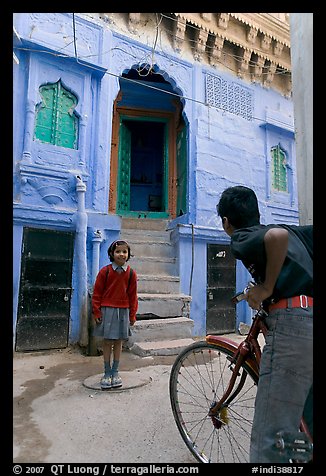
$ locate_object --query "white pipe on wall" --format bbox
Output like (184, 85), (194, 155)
(75, 175), (88, 346)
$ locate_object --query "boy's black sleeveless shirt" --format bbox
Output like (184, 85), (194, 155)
(230, 224), (313, 301)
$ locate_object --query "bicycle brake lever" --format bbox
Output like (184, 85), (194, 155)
(231, 282), (255, 304)
(231, 291), (247, 304)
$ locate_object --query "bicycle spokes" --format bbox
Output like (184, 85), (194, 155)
(169, 341), (258, 463)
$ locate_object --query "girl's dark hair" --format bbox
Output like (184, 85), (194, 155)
(107, 240), (131, 262)
(217, 186), (260, 229)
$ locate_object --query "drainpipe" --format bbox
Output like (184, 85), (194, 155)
(87, 229), (102, 356)
(92, 230), (102, 283)
(75, 175), (88, 347)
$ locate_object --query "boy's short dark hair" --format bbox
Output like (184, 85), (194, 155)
(217, 186), (260, 229)
(107, 240), (131, 262)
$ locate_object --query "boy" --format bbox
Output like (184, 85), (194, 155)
(217, 185), (313, 463)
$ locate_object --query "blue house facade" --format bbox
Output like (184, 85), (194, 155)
(13, 13), (298, 351)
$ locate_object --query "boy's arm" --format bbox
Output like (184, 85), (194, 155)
(246, 227), (288, 309)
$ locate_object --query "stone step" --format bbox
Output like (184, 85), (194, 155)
(120, 221), (172, 258)
(129, 240), (176, 259)
(121, 228), (172, 242)
(121, 217), (169, 231)
(120, 218), (192, 352)
(137, 294), (191, 318)
(129, 256), (177, 275)
(130, 338), (196, 356)
(130, 317), (194, 342)
(137, 274), (180, 294)
(124, 317), (194, 356)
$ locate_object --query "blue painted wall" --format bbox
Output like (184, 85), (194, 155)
(13, 13), (299, 344)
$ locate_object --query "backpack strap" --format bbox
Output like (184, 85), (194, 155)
(127, 267), (133, 291)
(105, 265), (133, 290)
(104, 264), (111, 287)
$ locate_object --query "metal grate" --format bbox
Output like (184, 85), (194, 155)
(271, 144), (288, 192)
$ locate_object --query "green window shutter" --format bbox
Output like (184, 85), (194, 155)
(271, 144), (287, 192)
(34, 81), (78, 149)
(34, 85), (56, 144)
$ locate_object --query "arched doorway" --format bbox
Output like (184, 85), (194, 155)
(109, 67), (187, 219)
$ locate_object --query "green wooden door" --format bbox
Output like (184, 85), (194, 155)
(117, 122), (132, 212)
(117, 117), (169, 218)
(176, 127), (187, 216)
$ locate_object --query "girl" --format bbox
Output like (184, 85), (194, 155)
(92, 240), (138, 389)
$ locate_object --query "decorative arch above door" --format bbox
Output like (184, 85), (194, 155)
(109, 71), (187, 219)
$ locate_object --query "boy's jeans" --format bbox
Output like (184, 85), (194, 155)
(250, 306), (313, 463)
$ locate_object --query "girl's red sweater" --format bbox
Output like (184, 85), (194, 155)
(92, 264), (138, 323)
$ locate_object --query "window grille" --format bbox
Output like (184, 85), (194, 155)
(271, 144), (287, 192)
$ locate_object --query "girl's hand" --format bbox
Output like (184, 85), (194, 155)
(95, 316), (102, 325)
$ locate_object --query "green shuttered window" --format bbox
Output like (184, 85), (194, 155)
(34, 81), (78, 149)
(271, 144), (287, 192)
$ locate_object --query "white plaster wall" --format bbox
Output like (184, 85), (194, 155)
(290, 13), (313, 225)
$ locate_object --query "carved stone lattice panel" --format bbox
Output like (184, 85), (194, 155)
(205, 73), (253, 121)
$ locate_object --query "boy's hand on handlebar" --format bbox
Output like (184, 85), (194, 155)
(246, 284), (271, 310)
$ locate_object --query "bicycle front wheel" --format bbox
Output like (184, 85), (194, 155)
(169, 340), (259, 463)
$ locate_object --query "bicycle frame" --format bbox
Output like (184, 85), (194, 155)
(169, 283), (312, 463)
(207, 307), (267, 418)
(206, 306), (313, 447)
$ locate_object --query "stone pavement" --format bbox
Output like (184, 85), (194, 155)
(13, 332), (257, 464)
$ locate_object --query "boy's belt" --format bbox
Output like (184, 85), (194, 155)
(269, 295), (313, 311)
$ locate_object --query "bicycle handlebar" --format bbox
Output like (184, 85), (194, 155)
(231, 281), (255, 304)
(231, 282), (269, 319)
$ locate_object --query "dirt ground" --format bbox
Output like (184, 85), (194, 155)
(13, 345), (201, 464)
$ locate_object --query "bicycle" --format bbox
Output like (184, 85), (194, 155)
(169, 284), (313, 463)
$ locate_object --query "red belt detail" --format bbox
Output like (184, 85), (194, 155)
(269, 295), (313, 311)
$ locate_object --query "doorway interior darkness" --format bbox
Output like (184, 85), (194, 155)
(127, 119), (165, 213)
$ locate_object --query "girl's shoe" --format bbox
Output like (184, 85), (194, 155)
(111, 374), (122, 388)
(100, 375), (112, 390)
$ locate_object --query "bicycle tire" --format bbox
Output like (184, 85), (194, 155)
(169, 340), (259, 463)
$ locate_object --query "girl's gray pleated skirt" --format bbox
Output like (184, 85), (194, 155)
(93, 307), (130, 340)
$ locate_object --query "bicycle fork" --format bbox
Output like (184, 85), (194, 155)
(208, 340), (252, 428)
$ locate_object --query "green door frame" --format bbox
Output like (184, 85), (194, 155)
(117, 115), (169, 218)
(176, 126), (187, 216)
